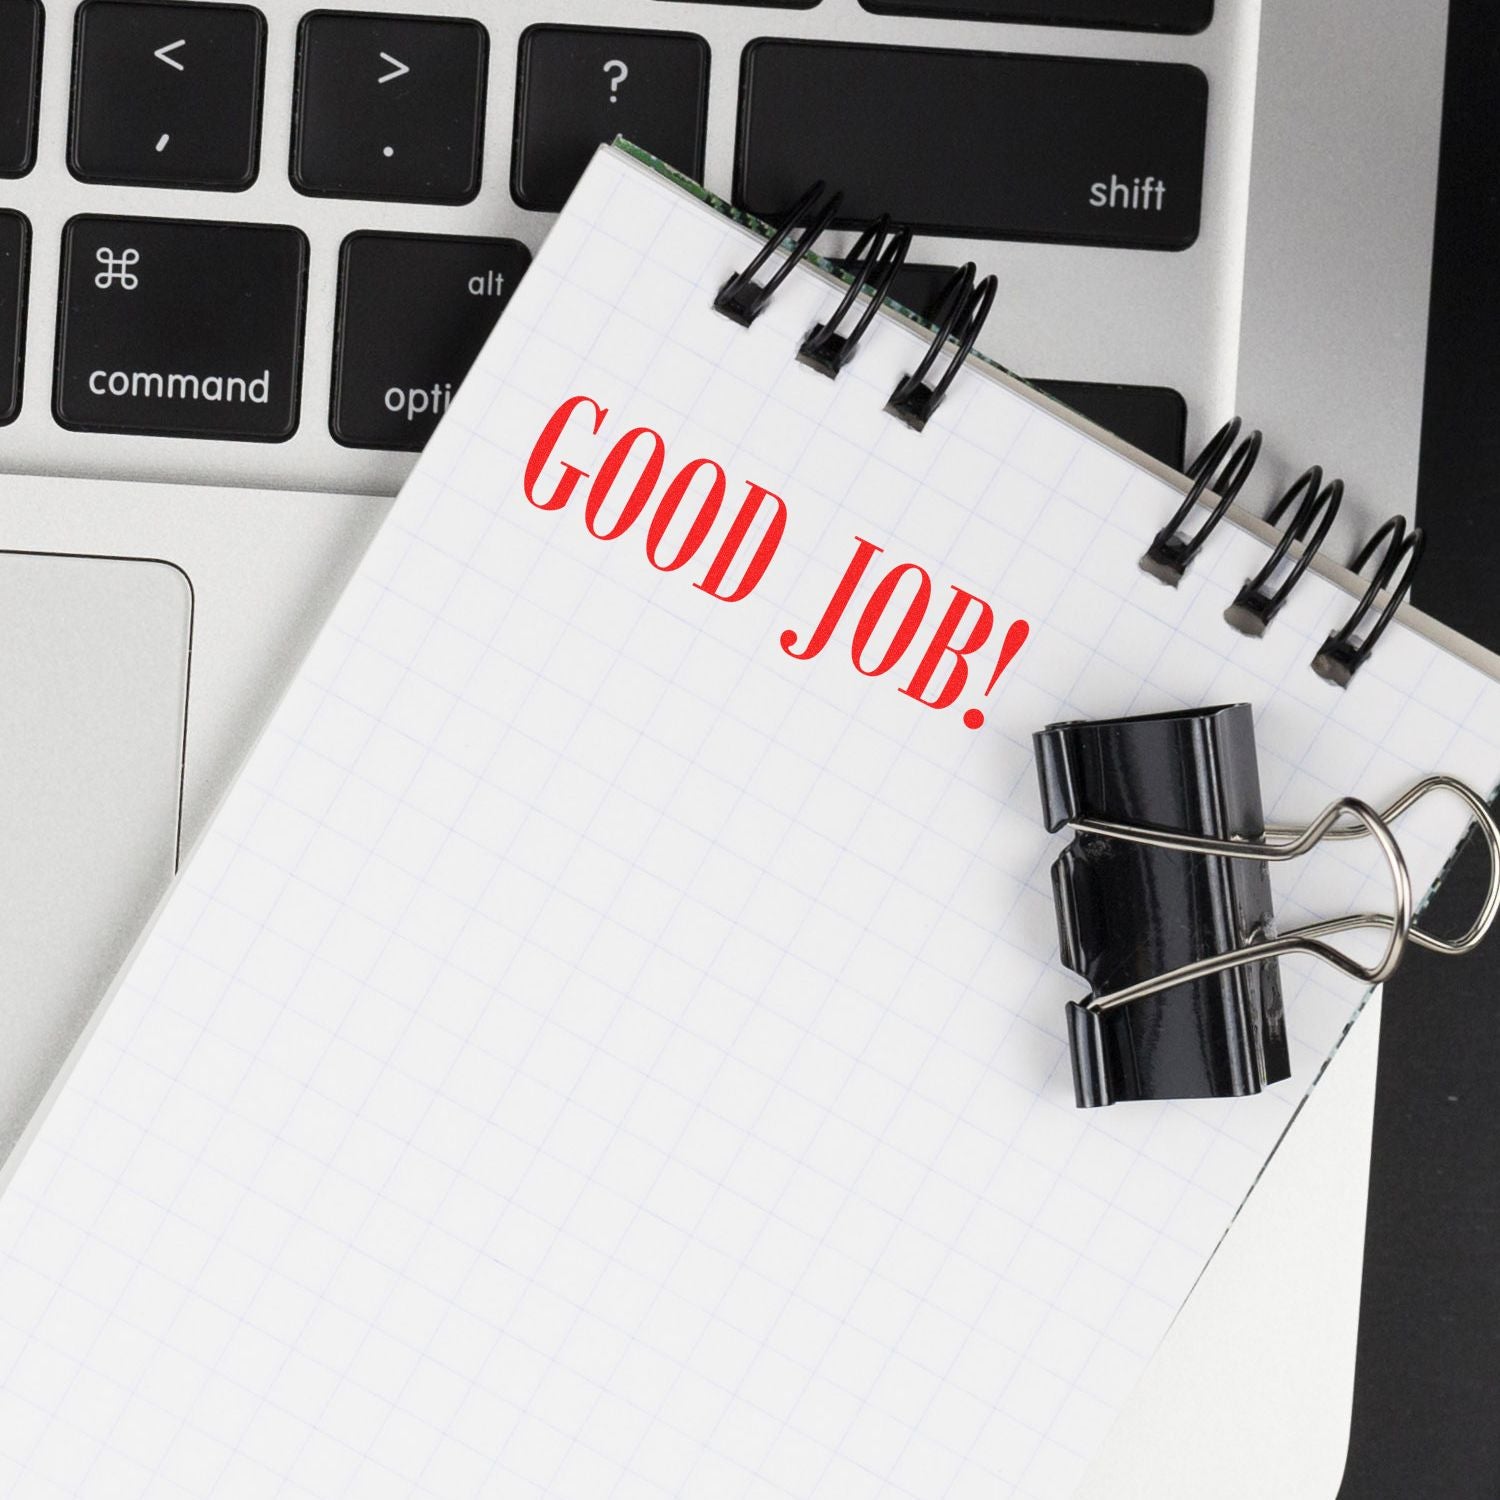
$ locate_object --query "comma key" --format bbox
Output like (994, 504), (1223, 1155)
(69, 1), (266, 189)
(55, 216), (308, 440)
(331, 231), (530, 451)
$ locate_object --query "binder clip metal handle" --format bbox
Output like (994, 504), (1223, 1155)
(1073, 776), (1500, 1013)
(1036, 707), (1500, 1107)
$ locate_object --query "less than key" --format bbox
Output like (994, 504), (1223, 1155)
(69, 2), (266, 190)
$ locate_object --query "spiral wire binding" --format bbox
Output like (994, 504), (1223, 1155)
(715, 186), (996, 429)
(715, 181), (1425, 682)
(798, 217), (912, 378)
(1140, 417), (1264, 585)
(1312, 516), (1426, 687)
(885, 264), (999, 432)
(714, 181), (843, 328)
(1132, 409), (1429, 682)
(1225, 466), (1343, 636)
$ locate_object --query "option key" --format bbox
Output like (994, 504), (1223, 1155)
(331, 231), (529, 450)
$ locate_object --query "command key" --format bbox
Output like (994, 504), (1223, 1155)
(56, 216), (308, 440)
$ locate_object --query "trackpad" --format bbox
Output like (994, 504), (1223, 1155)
(0, 551), (192, 1159)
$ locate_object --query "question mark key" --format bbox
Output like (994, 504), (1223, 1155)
(513, 26), (710, 213)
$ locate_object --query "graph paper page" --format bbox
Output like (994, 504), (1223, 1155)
(2, 147), (1498, 1500)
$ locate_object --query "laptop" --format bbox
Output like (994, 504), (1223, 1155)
(0, 1), (1466, 1493)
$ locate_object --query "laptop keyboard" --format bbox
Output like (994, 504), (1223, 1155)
(0, 0), (1223, 481)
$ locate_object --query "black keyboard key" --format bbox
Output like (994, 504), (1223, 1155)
(513, 26), (709, 212)
(0, 0), (43, 177)
(332, 231), (529, 450)
(737, 42), (1207, 249)
(0, 211), (28, 424)
(858, 0), (1212, 33)
(1030, 379), (1187, 469)
(55, 216), (307, 441)
(292, 12), (487, 204)
(69, 1), (265, 190)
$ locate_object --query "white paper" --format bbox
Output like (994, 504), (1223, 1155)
(1, 148), (1496, 1500)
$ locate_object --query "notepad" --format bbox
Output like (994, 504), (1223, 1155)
(2, 144), (1497, 1500)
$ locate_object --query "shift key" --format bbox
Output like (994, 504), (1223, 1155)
(737, 42), (1208, 250)
(56, 216), (308, 440)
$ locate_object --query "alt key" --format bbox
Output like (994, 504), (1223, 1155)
(331, 230), (530, 450)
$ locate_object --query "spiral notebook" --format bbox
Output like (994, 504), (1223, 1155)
(3, 142), (1499, 1500)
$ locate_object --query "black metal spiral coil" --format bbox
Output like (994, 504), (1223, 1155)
(714, 181), (843, 329)
(1312, 516), (1425, 686)
(715, 186), (995, 429)
(1138, 414), (1425, 683)
(1225, 466), (1344, 636)
(885, 263), (998, 432)
(798, 216), (912, 378)
(1141, 417), (1264, 585)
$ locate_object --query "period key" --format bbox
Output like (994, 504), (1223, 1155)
(55, 216), (308, 440)
(331, 231), (530, 450)
(292, 12), (488, 203)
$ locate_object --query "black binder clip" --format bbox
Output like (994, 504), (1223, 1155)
(1034, 705), (1500, 1107)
